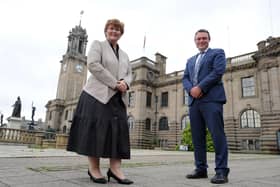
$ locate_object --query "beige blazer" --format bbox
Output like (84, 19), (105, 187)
(83, 40), (132, 106)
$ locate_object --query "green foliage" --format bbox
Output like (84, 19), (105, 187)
(175, 144), (179, 151)
(152, 137), (159, 146)
(206, 129), (215, 152)
(181, 123), (214, 152)
(182, 124), (194, 151)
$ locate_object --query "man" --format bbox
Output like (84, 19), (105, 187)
(182, 29), (229, 184)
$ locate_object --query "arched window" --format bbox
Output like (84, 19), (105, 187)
(159, 117), (169, 130)
(64, 110), (68, 120)
(145, 118), (151, 130)
(127, 116), (134, 129)
(181, 115), (190, 130)
(240, 109), (261, 128)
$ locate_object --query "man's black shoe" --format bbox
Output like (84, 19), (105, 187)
(186, 169), (208, 179)
(210, 173), (228, 184)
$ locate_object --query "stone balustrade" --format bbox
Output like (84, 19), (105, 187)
(0, 127), (36, 144)
(0, 127), (69, 149)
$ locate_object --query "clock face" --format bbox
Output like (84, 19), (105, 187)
(75, 64), (83, 73)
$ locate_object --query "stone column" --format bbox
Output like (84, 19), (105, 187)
(258, 59), (280, 153)
(35, 132), (44, 147)
(55, 134), (69, 149)
(224, 73), (239, 151)
(260, 69), (272, 112)
(270, 67), (280, 111)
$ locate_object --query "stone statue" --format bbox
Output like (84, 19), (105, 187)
(11, 96), (21, 118)
(0, 114), (3, 125)
(31, 106), (36, 122)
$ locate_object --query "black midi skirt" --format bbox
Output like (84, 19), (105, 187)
(66, 91), (130, 159)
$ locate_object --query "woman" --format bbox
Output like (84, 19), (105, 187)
(67, 18), (133, 185)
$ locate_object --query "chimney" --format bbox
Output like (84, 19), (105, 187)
(155, 52), (167, 76)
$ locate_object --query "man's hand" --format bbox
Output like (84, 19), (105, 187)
(190, 86), (203, 99)
(116, 80), (128, 93)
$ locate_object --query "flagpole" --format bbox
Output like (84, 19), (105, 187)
(79, 10), (84, 26)
(142, 33), (146, 55)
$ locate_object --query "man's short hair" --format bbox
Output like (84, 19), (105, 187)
(195, 29), (211, 40)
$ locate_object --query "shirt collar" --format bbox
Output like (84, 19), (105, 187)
(199, 48), (209, 54)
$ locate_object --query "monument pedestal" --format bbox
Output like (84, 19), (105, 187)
(7, 117), (23, 129)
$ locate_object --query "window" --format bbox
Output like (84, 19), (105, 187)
(146, 92), (152, 107)
(127, 116), (134, 129)
(241, 139), (260, 150)
(78, 40), (83, 53)
(248, 139), (254, 150)
(159, 139), (168, 147)
(145, 118), (151, 130)
(49, 111), (52, 120)
(241, 77), (255, 97)
(183, 90), (188, 105)
(241, 109), (261, 128)
(159, 117), (169, 130)
(181, 115), (190, 130)
(128, 91), (135, 107)
(62, 125), (67, 133)
(255, 139), (260, 150)
(161, 92), (168, 107)
(64, 110), (68, 120)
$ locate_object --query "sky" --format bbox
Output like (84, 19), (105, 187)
(0, 0), (279, 123)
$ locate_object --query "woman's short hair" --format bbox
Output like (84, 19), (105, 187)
(104, 19), (124, 34)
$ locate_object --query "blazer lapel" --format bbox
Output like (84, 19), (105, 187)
(199, 48), (211, 68)
(195, 48), (211, 76)
(104, 40), (119, 63)
(190, 55), (198, 73)
(100, 40), (119, 79)
(189, 56), (197, 82)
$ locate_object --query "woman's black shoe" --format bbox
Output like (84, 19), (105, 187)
(107, 169), (133, 185)
(87, 170), (107, 184)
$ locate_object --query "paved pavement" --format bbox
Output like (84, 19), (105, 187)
(0, 144), (279, 186)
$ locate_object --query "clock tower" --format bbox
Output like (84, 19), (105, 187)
(56, 25), (88, 100)
(45, 24), (88, 132)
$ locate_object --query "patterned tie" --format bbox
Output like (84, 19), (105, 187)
(193, 52), (205, 85)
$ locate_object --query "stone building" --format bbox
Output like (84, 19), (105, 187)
(45, 24), (88, 133)
(223, 37), (280, 153)
(127, 36), (280, 153)
(45, 24), (280, 153)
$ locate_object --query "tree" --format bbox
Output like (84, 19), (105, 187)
(181, 123), (214, 152)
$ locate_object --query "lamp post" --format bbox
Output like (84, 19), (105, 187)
(154, 95), (158, 133)
(152, 95), (158, 147)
